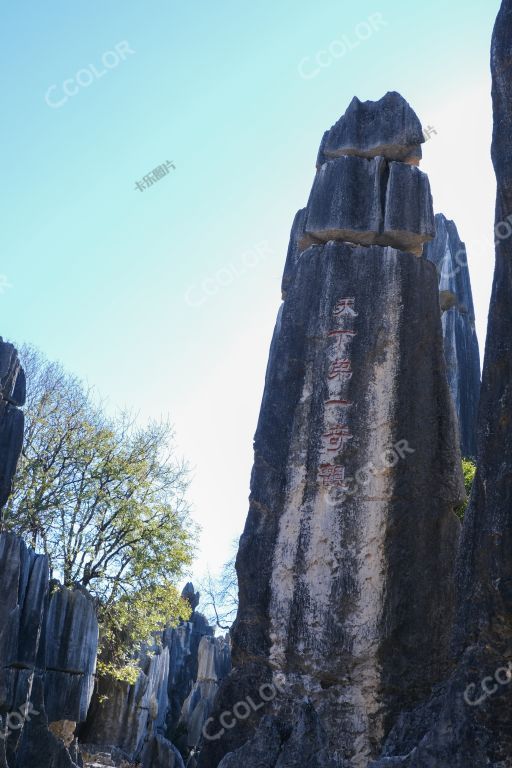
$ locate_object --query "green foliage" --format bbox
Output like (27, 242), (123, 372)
(4, 344), (195, 677)
(456, 458), (477, 521)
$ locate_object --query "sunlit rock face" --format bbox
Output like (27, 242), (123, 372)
(81, 644), (172, 760)
(369, 2), (512, 765)
(306, 151), (434, 256)
(82, 586), (231, 767)
(199, 93), (464, 768)
(176, 635), (231, 757)
(319, 92), (424, 165)
(425, 213), (481, 458)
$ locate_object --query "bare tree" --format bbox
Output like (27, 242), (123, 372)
(199, 544), (239, 631)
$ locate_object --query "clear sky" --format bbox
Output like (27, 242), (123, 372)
(1, 0), (501, 587)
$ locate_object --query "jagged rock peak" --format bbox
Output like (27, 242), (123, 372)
(318, 91), (424, 166)
(182, 582), (200, 613)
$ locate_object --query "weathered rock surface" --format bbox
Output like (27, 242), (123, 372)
(0, 340), (25, 511)
(0, 339), (99, 767)
(0, 532), (98, 767)
(319, 92), (424, 165)
(305, 157), (434, 255)
(199, 92), (471, 768)
(281, 209), (319, 299)
(200, 236), (463, 767)
(164, 603), (215, 738)
(306, 155), (385, 245)
(382, 162), (435, 254)
(81, 645), (170, 760)
(83, 587), (230, 767)
(425, 213), (481, 458)
(217, 704), (348, 768)
(176, 635), (230, 756)
(44, 585), (98, 723)
(142, 734), (185, 768)
(368, 2), (512, 764)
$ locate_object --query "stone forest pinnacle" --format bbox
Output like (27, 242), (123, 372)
(4, 2), (512, 767)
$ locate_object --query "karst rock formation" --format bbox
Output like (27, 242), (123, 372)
(1, 3), (512, 767)
(82, 587), (231, 767)
(200, 92), (467, 768)
(0, 341), (230, 768)
(0, 340), (99, 768)
(425, 213), (481, 459)
(198, 4), (512, 767)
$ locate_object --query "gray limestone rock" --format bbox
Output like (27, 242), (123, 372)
(176, 636), (231, 754)
(0, 340), (25, 511)
(0, 342), (25, 406)
(0, 534), (48, 680)
(0, 339), (98, 766)
(0, 403), (23, 512)
(216, 704), (349, 768)
(305, 156), (385, 246)
(281, 209), (319, 299)
(200, 242), (463, 768)
(44, 586), (99, 723)
(81, 645), (170, 759)
(424, 213), (481, 458)
(82, 590), (230, 766)
(0, 533), (98, 767)
(369, 1), (512, 764)
(305, 157), (435, 255)
(164, 609), (215, 738)
(321, 93), (424, 163)
(382, 162), (435, 255)
(142, 734), (185, 768)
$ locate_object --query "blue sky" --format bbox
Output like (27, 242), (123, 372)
(1, 0), (501, 585)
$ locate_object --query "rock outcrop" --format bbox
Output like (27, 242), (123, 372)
(83, 586), (231, 767)
(308, 131), (435, 256)
(425, 213), (481, 458)
(0, 340), (230, 768)
(0, 340), (99, 768)
(199, 94), (464, 768)
(0, 340), (25, 510)
(369, 1), (512, 763)
(81, 644), (171, 760)
(317, 92), (424, 165)
(0, 534), (99, 768)
(175, 634), (231, 760)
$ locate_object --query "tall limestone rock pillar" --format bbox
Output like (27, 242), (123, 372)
(425, 214), (481, 459)
(199, 93), (464, 768)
